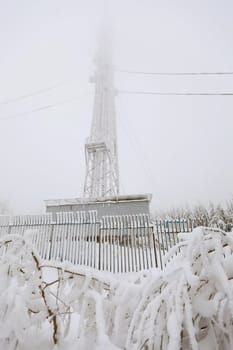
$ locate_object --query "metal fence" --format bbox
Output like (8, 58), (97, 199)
(0, 212), (211, 272)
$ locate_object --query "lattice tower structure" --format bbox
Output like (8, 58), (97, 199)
(83, 41), (119, 198)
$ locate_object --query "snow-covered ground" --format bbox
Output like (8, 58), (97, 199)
(1, 227), (233, 349)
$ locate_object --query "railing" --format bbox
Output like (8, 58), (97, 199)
(0, 213), (216, 272)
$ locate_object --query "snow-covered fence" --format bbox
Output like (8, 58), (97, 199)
(0, 213), (214, 272)
(46, 211), (99, 267)
(0, 212), (99, 265)
(154, 218), (209, 268)
(99, 214), (158, 272)
(0, 215), (10, 236)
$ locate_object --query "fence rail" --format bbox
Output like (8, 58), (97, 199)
(0, 212), (225, 272)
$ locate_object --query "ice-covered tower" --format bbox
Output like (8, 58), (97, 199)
(83, 37), (119, 198)
(45, 34), (152, 217)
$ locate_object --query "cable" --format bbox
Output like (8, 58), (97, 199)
(115, 68), (233, 76)
(0, 94), (91, 121)
(118, 89), (233, 96)
(0, 80), (70, 105)
(2, 67), (232, 105)
(2, 71), (232, 107)
(117, 112), (161, 201)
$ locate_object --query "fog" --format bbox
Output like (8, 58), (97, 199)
(0, 0), (233, 214)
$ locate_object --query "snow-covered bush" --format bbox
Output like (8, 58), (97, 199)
(126, 227), (233, 350)
(1, 227), (233, 349)
(0, 234), (121, 349)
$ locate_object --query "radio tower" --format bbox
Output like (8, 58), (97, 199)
(83, 36), (119, 198)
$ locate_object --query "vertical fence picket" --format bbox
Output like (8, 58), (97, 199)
(85, 212), (90, 267)
(123, 216), (127, 273)
(100, 216), (104, 271)
(145, 215), (153, 269)
(69, 213), (74, 264)
(92, 211), (97, 269)
(129, 215), (135, 272)
(103, 217), (107, 271)
(152, 221), (158, 268)
(127, 215), (133, 272)
(72, 213), (78, 265)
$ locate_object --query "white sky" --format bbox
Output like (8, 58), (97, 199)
(0, 0), (233, 214)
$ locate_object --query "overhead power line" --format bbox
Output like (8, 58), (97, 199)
(1, 87), (232, 122)
(0, 94), (90, 121)
(115, 68), (233, 76)
(118, 89), (233, 96)
(1, 67), (232, 106)
(0, 80), (70, 106)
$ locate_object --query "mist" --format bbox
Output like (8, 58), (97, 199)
(0, 0), (233, 214)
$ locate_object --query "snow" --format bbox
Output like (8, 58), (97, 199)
(1, 227), (233, 349)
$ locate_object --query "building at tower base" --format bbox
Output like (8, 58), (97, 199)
(45, 193), (152, 219)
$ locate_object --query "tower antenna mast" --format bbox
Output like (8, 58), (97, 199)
(83, 35), (119, 198)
